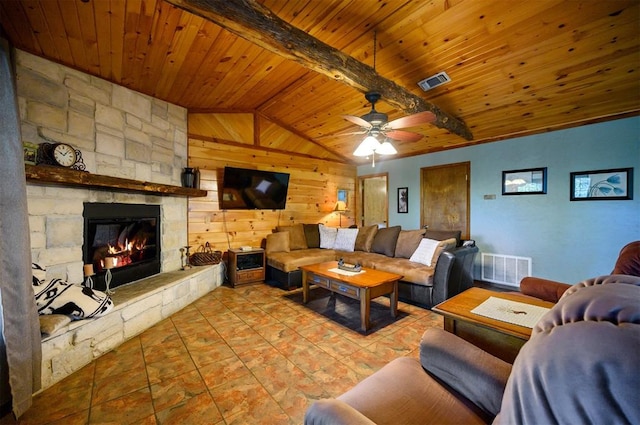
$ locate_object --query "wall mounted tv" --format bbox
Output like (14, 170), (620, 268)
(219, 166), (290, 210)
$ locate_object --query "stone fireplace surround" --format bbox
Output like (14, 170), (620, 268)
(16, 50), (224, 391)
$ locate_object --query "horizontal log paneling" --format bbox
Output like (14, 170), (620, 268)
(188, 112), (357, 252)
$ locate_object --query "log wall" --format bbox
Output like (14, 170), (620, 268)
(187, 112), (357, 252)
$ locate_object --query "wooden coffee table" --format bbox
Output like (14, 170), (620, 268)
(300, 261), (402, 332)
(432, 287), (554, 363)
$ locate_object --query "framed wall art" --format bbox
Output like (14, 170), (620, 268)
(502, 167), (547, 195)
(570, 168), (633, 201)
(398, 187), (408, 213)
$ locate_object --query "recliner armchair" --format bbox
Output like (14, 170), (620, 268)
(520, 240), (639, 303)
(305, 274), (640, 425)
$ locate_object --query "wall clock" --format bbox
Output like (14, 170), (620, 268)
(36, 142), (86, 171)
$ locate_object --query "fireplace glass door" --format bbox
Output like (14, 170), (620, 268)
(83, 203), (161, 291)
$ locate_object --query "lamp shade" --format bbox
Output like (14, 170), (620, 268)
(334, 200), (347, 212)
(376, 140), (397, 155)
(353, 135), (382, 156)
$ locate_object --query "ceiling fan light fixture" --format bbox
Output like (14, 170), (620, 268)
(376, 140), (397, 155)
(353, 135), (381, 156)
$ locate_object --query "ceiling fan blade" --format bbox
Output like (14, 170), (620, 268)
(343, 114), (373, 129)
(385, 111), (436, 129)
(385, 129), (424, 142)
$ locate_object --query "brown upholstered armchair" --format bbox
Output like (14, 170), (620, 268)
(305, 275), (640, 425)
(520, 240), (640, 303)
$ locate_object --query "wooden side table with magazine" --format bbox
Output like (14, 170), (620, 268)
(432, 287), (555, 363)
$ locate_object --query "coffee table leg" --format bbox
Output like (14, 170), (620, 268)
(390, 281), (398, 318)
(302, 270), (309, 303)
(360, 288), (370, 332)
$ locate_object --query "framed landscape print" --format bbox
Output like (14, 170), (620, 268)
(502, 168), (547, 195)
(570, 168), (633, 201)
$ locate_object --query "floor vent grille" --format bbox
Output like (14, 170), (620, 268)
(481, 253), (532, 287)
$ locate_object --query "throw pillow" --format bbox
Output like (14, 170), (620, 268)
(354, 225), (378, 252)
(39, 314), (72, 337)
(410, 237), (457, 267)
(266, 232), (290, 255)
(276, 224), (308, 250)
(333, 228), (359, 252)
(303, 223), (321, 248)
(33, 271), (114, 319)
(423, 229), (462, 247)
(395, 229), (427, 258)
(319, 224), (338, 249)
(371, 226), (402, 257)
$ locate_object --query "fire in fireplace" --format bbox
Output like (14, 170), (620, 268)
(83, 203), (161, 291)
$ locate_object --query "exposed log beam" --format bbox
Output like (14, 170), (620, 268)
(164, 0), (473, 140)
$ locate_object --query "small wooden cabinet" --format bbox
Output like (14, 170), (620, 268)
(227, 248), (265, 287)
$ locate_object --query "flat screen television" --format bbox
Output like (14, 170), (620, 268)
(219, 166), (290, 210)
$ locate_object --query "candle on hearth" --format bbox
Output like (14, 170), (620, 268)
(104, 257), (117, 269)
(83, 264), (94, 276)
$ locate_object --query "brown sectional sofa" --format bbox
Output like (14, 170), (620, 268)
(264, 223), (479, 308)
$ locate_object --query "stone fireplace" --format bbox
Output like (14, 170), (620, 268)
(16, 50), (224, 391)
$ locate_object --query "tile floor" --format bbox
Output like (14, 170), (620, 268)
(4, 283), (443, 425)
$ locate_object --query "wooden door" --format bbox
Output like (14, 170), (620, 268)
(358, 174), (388, 227)
(421, 162), (470, 239)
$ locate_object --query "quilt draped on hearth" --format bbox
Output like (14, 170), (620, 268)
(0, 36), (42, 419)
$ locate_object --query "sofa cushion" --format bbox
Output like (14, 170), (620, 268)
(319, 224), (339, 249)
(333, 228), (359, 252)
(371, 226), (401, 257)
(266, 232), (290, 255)
(410, 237), (457, 267)
(341, 252), (435, 286)
(424, 229), (462, 247)
(276, 224), (308, 250)
(267, 249), (337, 273)
(303, 223), (321, 248)
(395, 229), (426, 259)
(354, 225), (378, 252)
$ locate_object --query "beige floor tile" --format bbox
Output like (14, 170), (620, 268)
(149, 369), (208, 413)
(89, 388), (155, 424)
(91, 366), (149, 406)
(154, 391), (222, 425)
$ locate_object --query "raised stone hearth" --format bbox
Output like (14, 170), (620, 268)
(40, 264), (223, 390)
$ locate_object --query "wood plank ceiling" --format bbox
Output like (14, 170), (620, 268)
(1, 0), (638, 165)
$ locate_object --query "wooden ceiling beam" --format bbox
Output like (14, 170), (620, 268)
(164, 0), (473, 140)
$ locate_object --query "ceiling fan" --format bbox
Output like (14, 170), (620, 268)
(344, 91), (436, 158)
(345, 91), (436, 142)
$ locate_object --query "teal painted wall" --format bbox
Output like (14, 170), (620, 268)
(358, 116), (640, 284)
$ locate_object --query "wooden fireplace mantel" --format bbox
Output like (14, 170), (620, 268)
(25, 164), (208, 197)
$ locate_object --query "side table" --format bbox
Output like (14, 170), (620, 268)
(227, 248), (265, 287)
(432, 287), (554, 363)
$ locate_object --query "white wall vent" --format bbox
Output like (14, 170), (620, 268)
(481, 253), (532, 288)
(418, 71), (451, 92)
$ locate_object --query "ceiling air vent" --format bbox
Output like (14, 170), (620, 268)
(418, 71), (451, 92)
